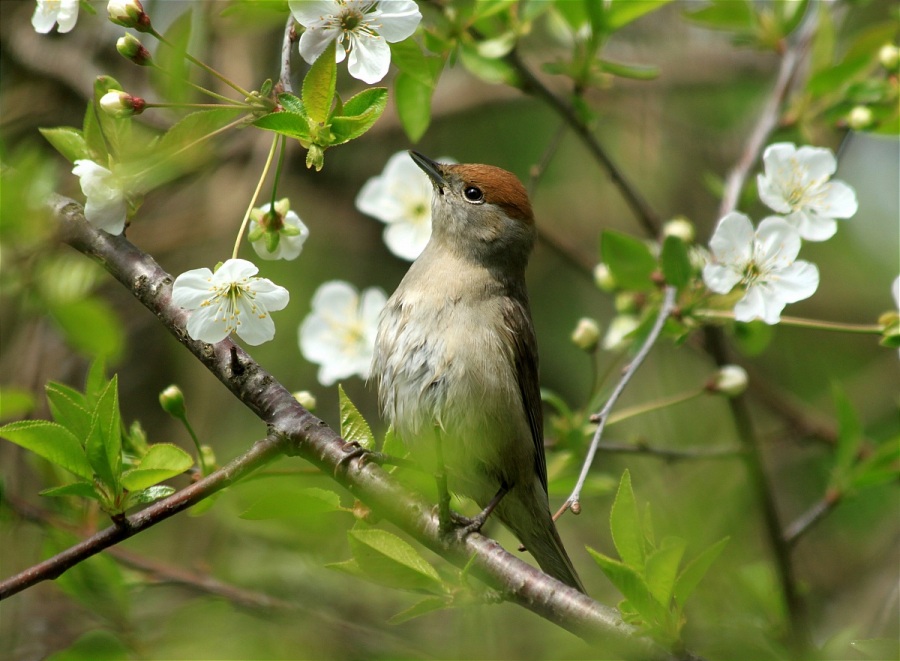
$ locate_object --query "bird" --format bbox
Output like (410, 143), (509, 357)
(371, 151), (585, 593)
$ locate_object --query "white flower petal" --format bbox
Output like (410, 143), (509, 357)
(56, 0), (80, 32)
(384, 220), (430, 260)
(709, 212), (754, 264)
(289, 0), (339, 26)
(892, 276), (900, 309)
(360, 287), (388, 326)
(236, 310), (277, 346)
(32, 4), (58, 33)
(376, 0), (423, 42)
(757, 173), (792, 214)
(820, 180), (858, 219)
(214, 258), (258, 283)
(312, 280), (359, 318)
(250, 280), (291, 312)
(773, 260), (819, 304)
(702, 263), (742, 294)
(356, 176), (404, 221)
(347, 31), (390, 83)
(172, 270), (215, 309)
(795, 145), (836, 180)
(298, 25), (341, 64)
(735, 285), (785, 325)
(755, 217), (801, 265)
(186, 305), (230, 344)
(84, 195), (127, 234)
(785, 211), (838, 242)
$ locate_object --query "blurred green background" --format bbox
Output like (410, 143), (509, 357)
(1, 1), (897, 659)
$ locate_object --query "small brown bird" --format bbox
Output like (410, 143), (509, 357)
(372, 152), (585, 592)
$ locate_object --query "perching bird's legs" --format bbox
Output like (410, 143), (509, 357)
(336, 441), (419, 475)
(454, 484), (509, 536)
(433, 428), (453, 534)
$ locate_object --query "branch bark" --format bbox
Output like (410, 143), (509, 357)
(0, 196), (687, 659)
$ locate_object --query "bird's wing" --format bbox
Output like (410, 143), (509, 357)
(501, 297), (547, 494)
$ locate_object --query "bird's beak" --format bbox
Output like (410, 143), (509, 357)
(409, 151), (446, 191)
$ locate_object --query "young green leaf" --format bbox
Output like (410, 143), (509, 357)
(606, 0), (674, 31)
(830, 383), (863, 488)
(660, 235), (692, 288)
(0, 420), (92, 479)
(587, 548), (668, 626)
(347, 528), (444, 592)
(277, 92), (307, 115)
(600, 231), (657, 291)
(388, 596), (451, 624)
(253, 111), (313, 142)
(39, 128), (91, 164)
(120, 442), (193, 491)
(84, 376), (122, 492)
(673, 536), (729, 608)
(46, 381), (92, 440)
(49, 298), (125, 361)
(40, 481), (101, 501)
(645, 536), (687, 607)
(303, 40), (337, 124)
(609, 469), (645, 569)
(683, 0), (754, 31)
(395, 73), (433, 142)
(150, 9), (193, 105)
(123, 485), (177, 509)
(330, 88), (388, 144)
(240, 487), (345, 520)
(599, 58), (660, 81)
(339, 384), (375, 450)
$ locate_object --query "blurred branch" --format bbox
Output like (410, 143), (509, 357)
(598, 440), (744, 462)
(506, 48), (661, 236)
(783, 489), (841, 546)
(279, 16), (297, 94)
(0, 196), (695, 659)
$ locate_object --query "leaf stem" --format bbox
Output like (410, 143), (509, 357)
(696, 309), (881, 335)
(232, 135), (280, 260)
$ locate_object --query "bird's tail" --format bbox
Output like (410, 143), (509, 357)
(496, 488), (586, 594)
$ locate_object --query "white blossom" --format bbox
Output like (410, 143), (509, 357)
(248, 198), (310, 261)
(32, 0), (79, 34)
(356, 151), (454, 260)
(602, 315), (640, 351)
(289, 0), (422, 84)
(710, 365), (749, 397)
(757, 142), (858, 242)
(703, 212), (819, 325)
(172, 259), (289, 346)
(72, 160), (128, 235)
(299, 280), (386, 385)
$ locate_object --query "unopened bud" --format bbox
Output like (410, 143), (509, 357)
(292, 390), (317, 411)
(571, 317), (601, 352)
(847, 106), (874, 130)
(107, 0), (151, 32)
(708, 365), (748, 397)
(615, 292), (639, 314)
(100, 90), (146, 118)
(116, 33), (152, 66)
(662, 217), (695, 243)
(602, 315), (639, 351)
(879, 43), (899, 70)
(594, 263), (616, 292)
(159, 385), (186, 418)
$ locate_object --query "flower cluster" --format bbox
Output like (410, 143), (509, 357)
(702, 143), (858, 325)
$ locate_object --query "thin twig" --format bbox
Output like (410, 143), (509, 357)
(783, 490), (842, 546)
(558, 286), (678, 518)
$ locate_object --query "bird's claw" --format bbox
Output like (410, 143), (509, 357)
(335, 441), (377, 475)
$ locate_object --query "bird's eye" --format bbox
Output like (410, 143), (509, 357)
(463, 186), (484, 203)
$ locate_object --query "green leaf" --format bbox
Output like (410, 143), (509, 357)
(587, 548), (667, 625)
(44, 629), (131, 661)
(660, 235), (691, 288)
(40, 481), (101, 501)
(240, 487), (344, 520)
(84, 376), (122, 491)
(731, 320), (773, 356)
(388, 596), (451, 624)
(303, 40), (337, 124)
(123, 484), (176, 509)
(850, 438), (900, 490)
(347, 528), (444, 592)
(598, 58), (660, 81)
(277, 92), (307, 115)
(684, 0), (754, 31)
(645, 537), (686, 607)
(0, 420), (92, 480)
(395, 72), (433, 142)
(850, 638), (900, 661)
(84, 358), (108, 407)
(152, 9), (193, 105)
(330, 88), (388, 144)
(830, 383), (862, 487)
(606, 0), (674, 30)
(46, 382), (92, 440)
(459, 43), (520, 86)
(382, 426), (408, 460)
(609, 469), (645, 569)
(339, 384), (375, 450)
(600, 231), (657, 291)
(673, 536), (729, 607)
(0, 387), (35, 422)
(120, 442), (193, 491)
(39, 128), (90, 164)
(253, 111), (313, 142)
(49, 298), (125, 361)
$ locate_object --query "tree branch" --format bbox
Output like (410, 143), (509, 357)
(0, 196), (690, 659)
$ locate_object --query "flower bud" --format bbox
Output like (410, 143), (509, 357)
(847, 106), (874, 130)
(879, 43), (899, 70)
(100, 90), (146, 118)
(615, 292), (640, 314)
(571, 317), (601, 352)
(707, 365), (748, 397)
(662, 216), (695, 243)
(602, 315), (639, 351)
(107, 0), (150, 32)
(593, 262), (616, 292)
(159, 385), (186, 418)
(116, 33), (152, 66)
(292, 390), (317, 411)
